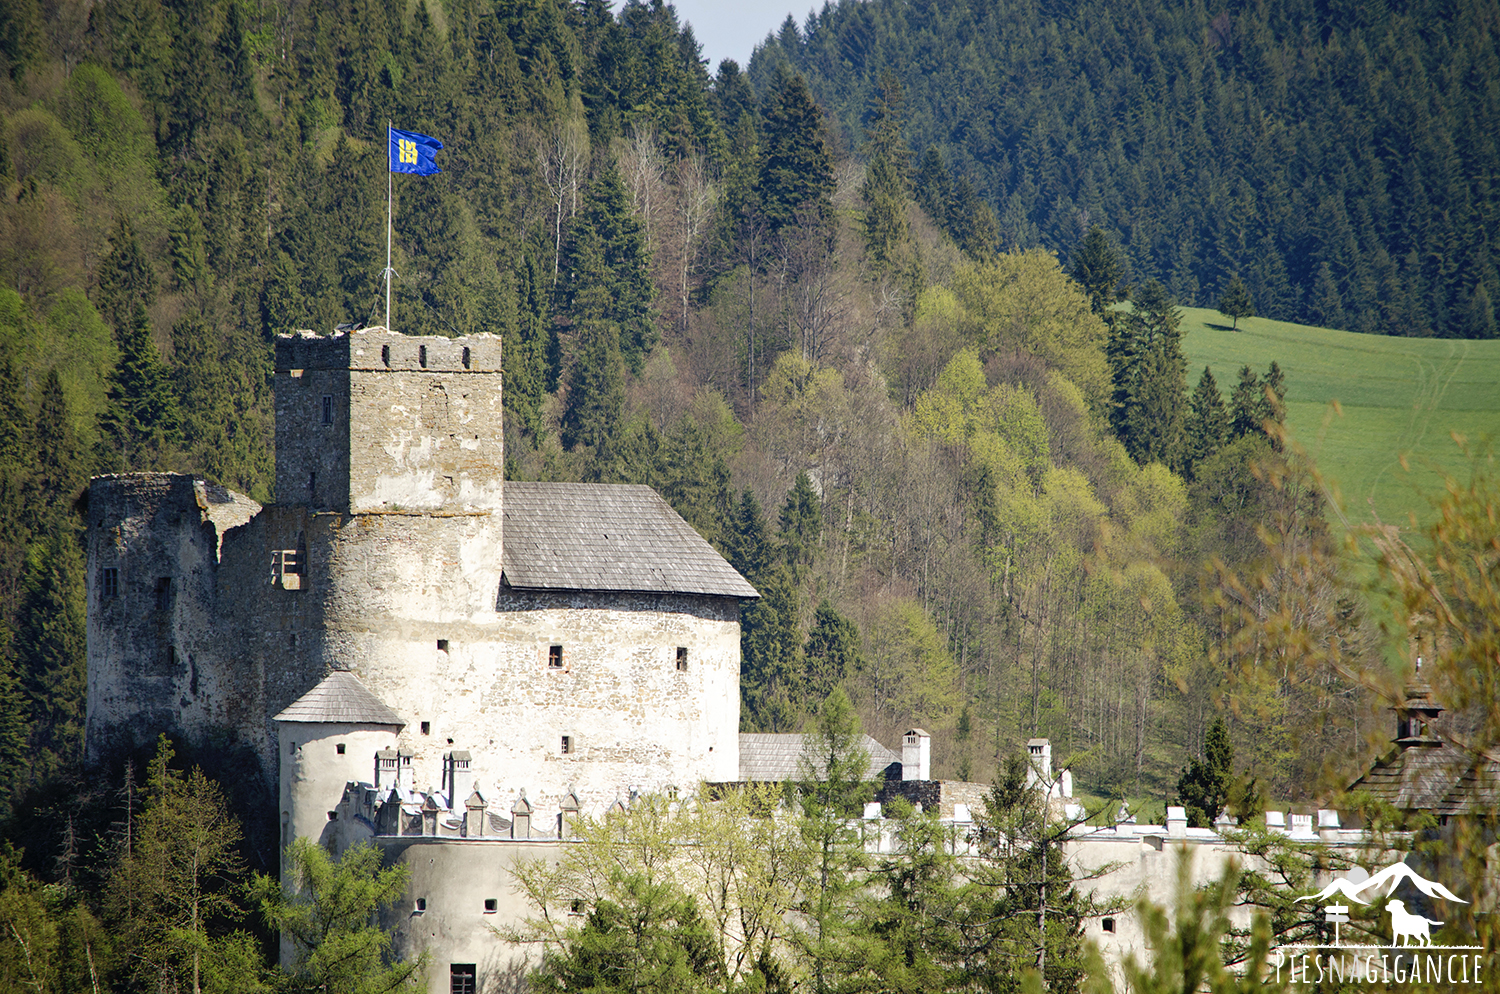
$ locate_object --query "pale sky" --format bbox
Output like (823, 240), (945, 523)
(669, 0), (811, 71)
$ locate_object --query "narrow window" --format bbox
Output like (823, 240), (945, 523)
(289, 741), (296, 756)
(561, 736), (572, 755)
(461, 346), (471, 369)
(167, 645), (176, 669)
(450, 964), (476, 994)
(420, 721), (431, 736)
(308, 471), (316, 496)
(676, 646), (688, 671)
(382, 344), (391, 366)
(568, 899), (584, 917)
(101, 567), (118, 599)
(336, 743), (346, 755)
(419, 345), (427, 368)
(437, 639), (449, 652)
(547, 644), (563, 669)
(414, 898), (427, 913)
(483, 899), (497, 913)
(1102, 918), (1116, 934)
(154, 577), (172, 611)
(321, 394), (333, 424)
(289, 633), (297, 648)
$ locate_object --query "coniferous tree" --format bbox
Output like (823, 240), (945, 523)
(1177, 717), (1233, 828)
(559, 319), (626, 454)
(778, 472), (821, 571)
(97, 302), (181, 471)
(23, 370), (82, 537)
(564, 167), (657, 373)
(802, 601), (863, 705)
(14, 529), (86, 778)
(860, 73), (911, 269)
(1462, 283), (1496, 339)
(95, 216), (157, 333)
(1258, 361), (1287, 447)
(756, 70), (833, 235)
(1229, 365), (1262, 441)
(1114, 280), (1186, 469)
(1216, 274), (1254, 330)
(1184, 366), (1229, 478)
(740, 566), (802, 732)
(1069, 226), (1124, 316)
(726, 490), (772, 583)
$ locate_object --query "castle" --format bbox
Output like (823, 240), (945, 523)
(85, 327), (758, 989)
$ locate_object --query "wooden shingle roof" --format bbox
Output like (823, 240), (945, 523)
(273, 670), (404, 726)
(738, 733), (901, 782)
(501, 482), (758, 598)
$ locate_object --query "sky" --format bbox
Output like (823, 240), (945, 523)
(668, 0), (810, 70)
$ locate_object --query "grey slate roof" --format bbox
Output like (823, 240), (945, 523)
(273, 670), (404, 726)
(738, 733), (902, 782)
(501, 482), (758, 598)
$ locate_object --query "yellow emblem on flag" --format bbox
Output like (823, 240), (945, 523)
(399, 139), (418, 165)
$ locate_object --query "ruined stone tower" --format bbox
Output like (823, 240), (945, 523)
(86, 327), (753, 815)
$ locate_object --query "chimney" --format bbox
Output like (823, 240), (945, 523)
(375, 748), (398, 789)
(397, 749), (414, 790)
(1026, 738), (1053, 790)
(902, 728), (931, 781)
(444, 751), (472, 803)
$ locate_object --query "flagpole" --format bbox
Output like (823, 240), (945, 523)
(385, 121), (393, 332)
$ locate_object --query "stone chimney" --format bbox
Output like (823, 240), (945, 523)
(375, 748), (398, 789)
(902, 728), (931, 781)
(443, 751), (472, 804)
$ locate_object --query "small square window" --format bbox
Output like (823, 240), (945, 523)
(327, 810), (337, 821)
(437, 639), (449, 652)
(547, 645), (563, 669)
(450, 964), (476, 994)
(420, 721), (431, 736)
(483, 898), (497, 913)
(1102, 918), (1116, 934)
(676, 647), (688, 671)
(415, 898), (427, 913)
(568, 899), (584, 917)
(561, 736), (572, 755)
(336, 743), (346, 755)
(321, 395), (333, 424)
(101, 567), (118, 599)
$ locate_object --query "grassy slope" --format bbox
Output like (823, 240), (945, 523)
(1180, 308), (1500, 534)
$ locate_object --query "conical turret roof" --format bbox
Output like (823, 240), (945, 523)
(273, 670), (404, 726)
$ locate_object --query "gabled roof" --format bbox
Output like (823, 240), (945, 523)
(272, 670), (404, 727)
(738, 733), (901, 783)
(501, 481), (758, 598)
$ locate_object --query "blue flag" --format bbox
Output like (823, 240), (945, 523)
(389, 127), (443, 176)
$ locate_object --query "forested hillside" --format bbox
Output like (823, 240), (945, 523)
(753, 0), (1500, 340)
(0, 0), (1401, 849)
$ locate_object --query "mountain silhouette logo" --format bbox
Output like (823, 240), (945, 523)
(1296, 861), (1468, 906)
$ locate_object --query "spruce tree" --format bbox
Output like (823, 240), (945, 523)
(1069, 226), (1124, 316)
(23, 370), (82, 537)
(778, 472), (822, 571)
(802, 601), (863, 705)
(1115, 280), (1187, 469)
(1177, 717), (1233, 828)
(97, 302), (182, 471)
(14, 529), (87, 777)
(1229, 365), (1262, 440)
(756, 69), (833, 235)
(559, 319), (626, 454)
(740, 565), (802, 732)
(1462, 282), (1496, 339)
(1184, 366), (1229, 478)
(564, 167), (657, 373)
(95, 216), (157, 333)
(1216, 274), (1254, 330)
(726, 490), (772, 583)
(860, 73), (911, 269)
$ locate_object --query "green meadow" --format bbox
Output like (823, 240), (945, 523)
(1180, 308), (1500, 534)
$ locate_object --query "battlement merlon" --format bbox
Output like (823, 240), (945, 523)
(274, 328), (503, 374)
